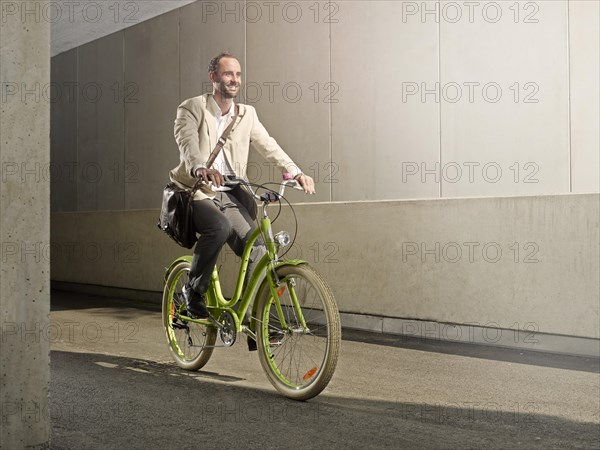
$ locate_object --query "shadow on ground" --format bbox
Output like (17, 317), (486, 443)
(51, 350), (599, 450)
(343, 329), (600, 374)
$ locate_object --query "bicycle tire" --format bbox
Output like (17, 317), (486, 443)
(255, 264), (341, 400)
(162, 261), (216, 370)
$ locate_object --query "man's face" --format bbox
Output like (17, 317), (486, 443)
(210, 57), (242, 99)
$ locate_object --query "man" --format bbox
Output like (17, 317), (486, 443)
(170, 52), (315, 325)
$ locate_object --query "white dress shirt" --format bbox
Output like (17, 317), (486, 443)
(208, 96), (236, 191)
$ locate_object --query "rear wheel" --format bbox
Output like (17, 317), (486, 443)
(255, 264), (341, 400)
(162, 261), (216, 370)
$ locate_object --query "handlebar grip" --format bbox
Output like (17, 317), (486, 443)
(282, 173), (304, 191)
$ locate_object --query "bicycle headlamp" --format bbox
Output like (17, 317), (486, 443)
(274, 231), (291, 247)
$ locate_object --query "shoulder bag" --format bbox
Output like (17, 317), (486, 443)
(157, 105), (239, 248)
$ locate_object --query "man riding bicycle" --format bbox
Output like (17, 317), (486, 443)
(169, 52), (315, 326)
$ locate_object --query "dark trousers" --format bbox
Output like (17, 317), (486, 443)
(188, 189), (265, 295)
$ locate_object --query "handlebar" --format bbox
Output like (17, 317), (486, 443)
(277, 178), (304, 196)
(222, 174), (303, 203)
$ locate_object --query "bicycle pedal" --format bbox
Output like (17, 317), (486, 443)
(269, 335), (284, 347)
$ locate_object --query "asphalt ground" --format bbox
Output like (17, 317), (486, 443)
(49, 290), (600, 449)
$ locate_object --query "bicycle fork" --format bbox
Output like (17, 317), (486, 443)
(265, 270), (309, 334)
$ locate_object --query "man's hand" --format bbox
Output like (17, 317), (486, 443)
(195, 168), (225, 188)
(294, 173), (316, 195)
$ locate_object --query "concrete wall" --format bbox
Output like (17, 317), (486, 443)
(48, 1), (599, 352)
(1, 1), (51, 447)
(49, 0), (599, 210)
(51, 194), (599, 343)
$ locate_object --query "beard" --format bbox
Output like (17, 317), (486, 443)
(217, 81), (239, 99)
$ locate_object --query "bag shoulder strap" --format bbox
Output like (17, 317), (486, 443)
(205, 104), (239, 169)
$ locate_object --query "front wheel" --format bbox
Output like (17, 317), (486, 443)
(162, 261), (216, 370)
(255, 264), (341, 400)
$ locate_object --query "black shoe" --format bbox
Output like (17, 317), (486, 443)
(247, 332), (284, 352)
(247, 336), (258, 352)
(182, 284), (209, 319)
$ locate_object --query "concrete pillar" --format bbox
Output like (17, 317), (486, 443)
(1, 1), (51, 447)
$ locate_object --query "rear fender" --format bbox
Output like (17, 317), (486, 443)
(163, 255), (193, 285)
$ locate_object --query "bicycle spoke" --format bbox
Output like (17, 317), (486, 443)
(162, 262), (216, 371)
(257, 266), (339, 395)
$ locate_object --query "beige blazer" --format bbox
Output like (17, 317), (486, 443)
(170, 93), (300, 201)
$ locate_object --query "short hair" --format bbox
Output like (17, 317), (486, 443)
(208, 52), (237, 74)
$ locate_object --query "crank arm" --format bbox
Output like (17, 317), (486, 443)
(176, 313), (224, 329)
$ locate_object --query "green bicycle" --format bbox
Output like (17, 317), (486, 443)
(161, 177), (341, 400)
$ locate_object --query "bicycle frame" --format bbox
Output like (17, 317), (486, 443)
(166, 200), (308, 340)
(162, 179), (341, 400)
